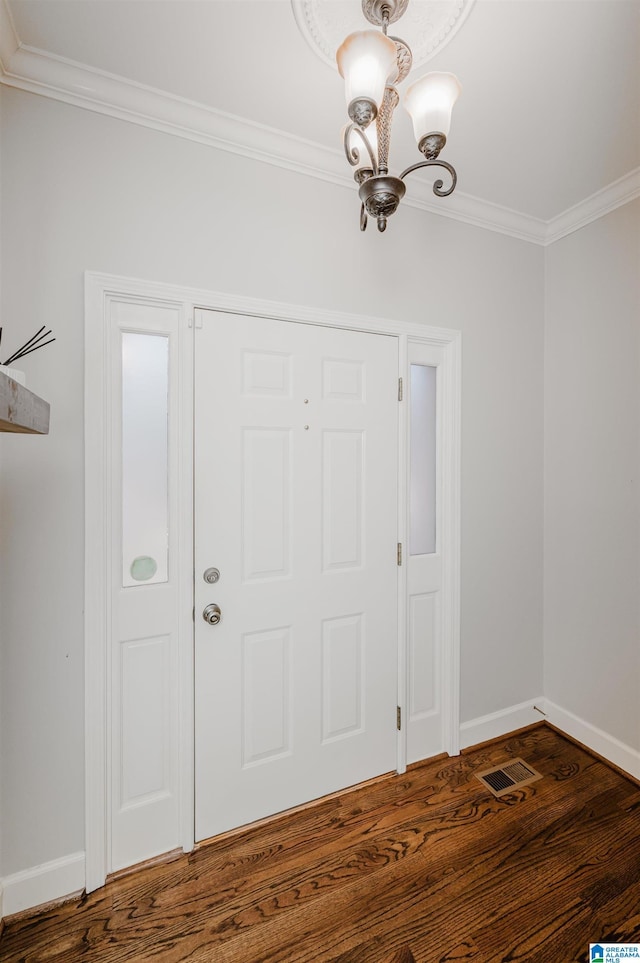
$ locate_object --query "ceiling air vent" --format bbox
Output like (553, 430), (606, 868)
(475, 758), (542, 798)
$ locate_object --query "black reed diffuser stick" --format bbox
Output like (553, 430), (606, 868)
(2, 326), (56, 366)
(4, 325), (47, 361)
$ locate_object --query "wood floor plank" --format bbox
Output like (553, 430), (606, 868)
(105, 725), (611, 933)
(2, 726), (639, 963)
(182, 777), (633, 962)
(592, 875), (640, 939)
(389, 946), (417, 963)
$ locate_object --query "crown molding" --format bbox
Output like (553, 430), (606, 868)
(544, 167), (640, 245)
(0, 40), (549, 244)
(0, 2), (636, 247)
(0, 0), (19, 74)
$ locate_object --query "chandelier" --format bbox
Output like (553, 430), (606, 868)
(336, 0), (461, 232)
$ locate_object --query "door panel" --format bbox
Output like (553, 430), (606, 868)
(194, 310), (399, 840)
(322, 429), (363, 569)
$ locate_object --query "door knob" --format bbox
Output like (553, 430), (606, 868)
(203, 603), (222, 625)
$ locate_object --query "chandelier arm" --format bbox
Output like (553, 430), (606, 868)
(343, 123), (379, 176)
(399, 159), (458, 197)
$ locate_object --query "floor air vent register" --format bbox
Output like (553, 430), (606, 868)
(475, 758), (543, 798)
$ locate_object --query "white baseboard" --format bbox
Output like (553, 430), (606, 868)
(538, 698), (640, 781)
(460, 696), (640, 782)
(459, 698), (546, 750)
(1, 851), (85, 919)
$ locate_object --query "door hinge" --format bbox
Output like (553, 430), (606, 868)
(398, 377), (403, 401)
(397, 542), (402, 566)
(397, 706), (402, 731)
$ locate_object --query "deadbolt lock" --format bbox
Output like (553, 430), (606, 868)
(203, 567), (220, 584)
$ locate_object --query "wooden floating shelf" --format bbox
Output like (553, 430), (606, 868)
(0, 370), (50, 434)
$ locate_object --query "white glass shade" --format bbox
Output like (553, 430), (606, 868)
(404, 72), (461, 142)
(336, 30), (398, 112)
(342, 122), (378, 172)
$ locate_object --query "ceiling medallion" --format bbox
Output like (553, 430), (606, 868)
(292, 0), (475, 71)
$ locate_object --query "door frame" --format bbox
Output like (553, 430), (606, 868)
(84, 271), (461, 893)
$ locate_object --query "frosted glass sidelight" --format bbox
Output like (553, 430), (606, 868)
(122, 333), (169, 587)
(410, 364), (437, 556)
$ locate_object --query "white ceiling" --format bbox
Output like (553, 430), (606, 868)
(4, 0), (640, 225)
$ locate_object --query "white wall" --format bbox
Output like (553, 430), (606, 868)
(544, 200), (640, 753)
(0, 83), (4, 920)
(0, 87), (544, 884)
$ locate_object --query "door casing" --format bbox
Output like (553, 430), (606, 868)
(84, 271), (461, 893)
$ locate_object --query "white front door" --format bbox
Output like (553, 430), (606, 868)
(194, 310), (399, 841)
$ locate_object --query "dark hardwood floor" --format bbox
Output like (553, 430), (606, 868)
(3, 724), (640, 962)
